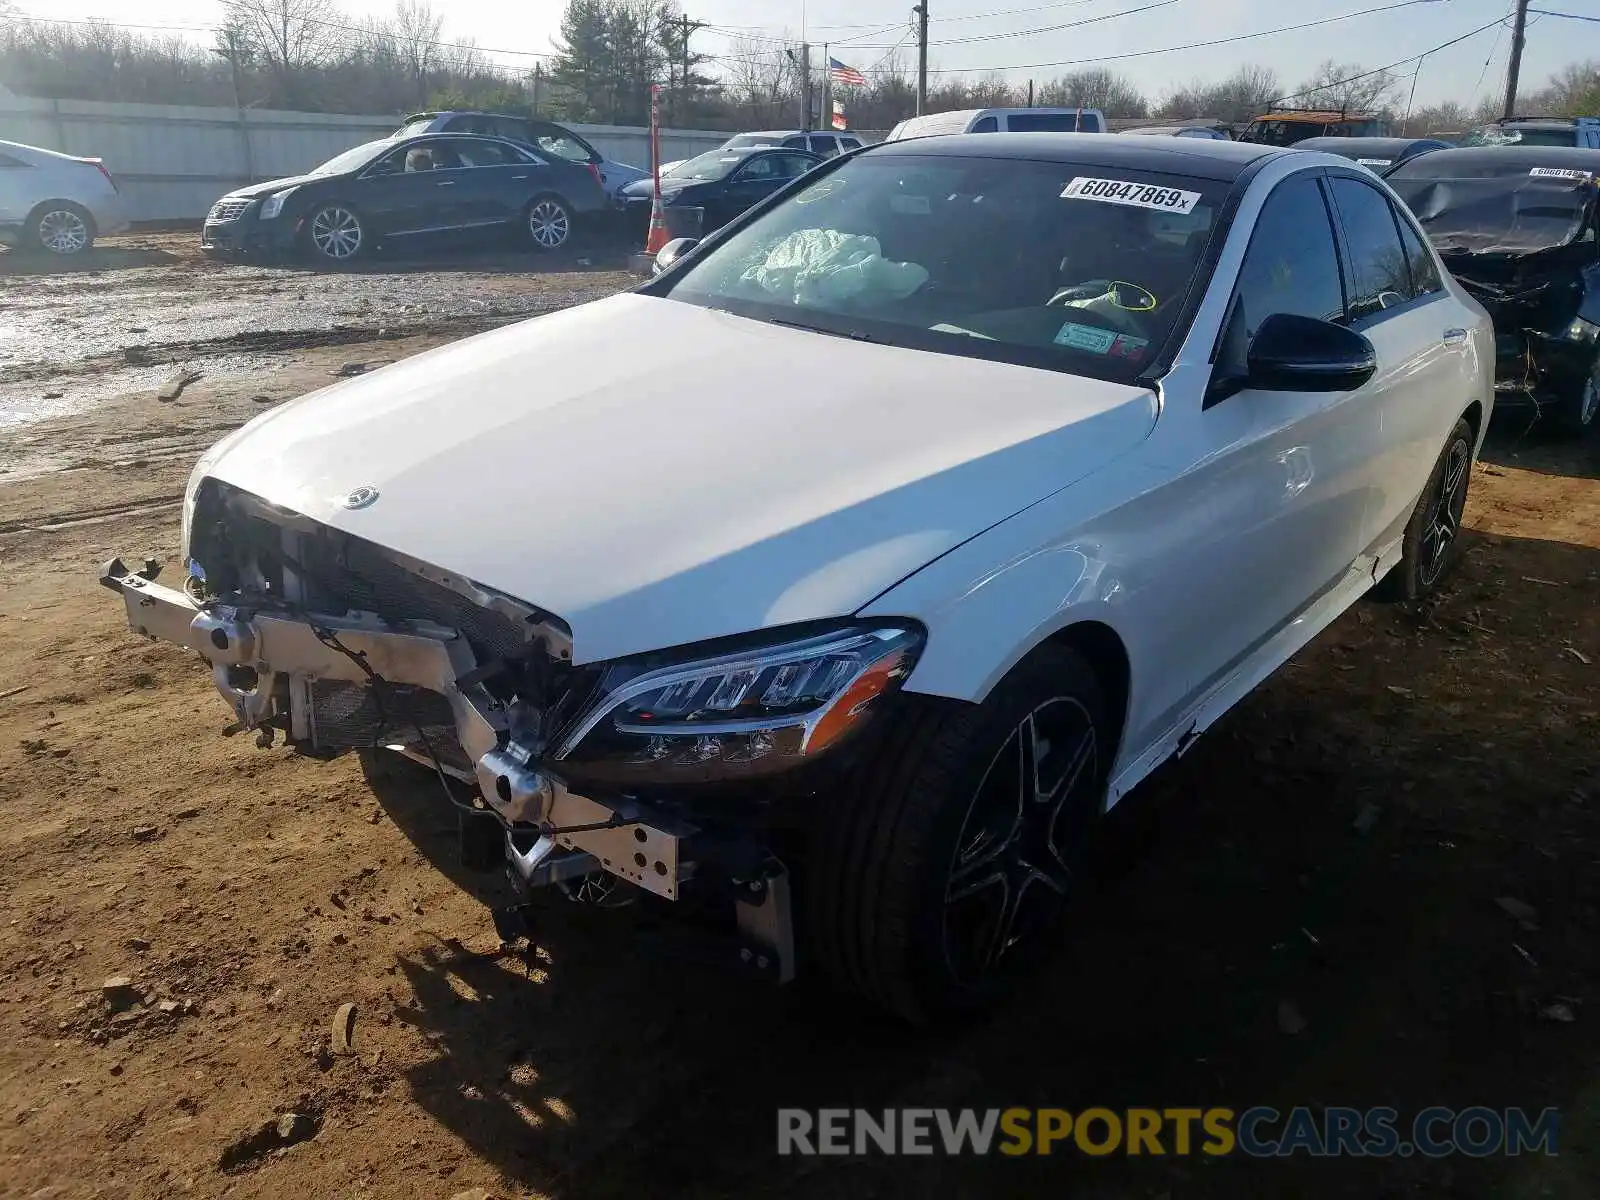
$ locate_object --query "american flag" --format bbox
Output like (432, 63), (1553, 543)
(828, 56), (866, 87)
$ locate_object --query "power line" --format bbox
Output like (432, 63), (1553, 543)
(918, 0), (1450, 73)
(1270, 15), (1513, 103)
(1528, 7), (1600, 18)
(923, 0), (1182, 48)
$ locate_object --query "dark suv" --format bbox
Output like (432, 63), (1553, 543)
(395, 112), (647, 199)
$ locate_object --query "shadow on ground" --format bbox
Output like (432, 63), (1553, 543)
(1478, 409), (1600, 480)
(368, 532), (1600, 1200)
(0, 244), (182, 275)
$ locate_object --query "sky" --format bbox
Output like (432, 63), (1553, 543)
(24, 0), (1592, 110)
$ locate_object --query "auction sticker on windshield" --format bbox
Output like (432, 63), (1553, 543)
(1530, 167), (1593, 180)
(1053, 322), (1118, 353)
(1061, 177), (1201, 214)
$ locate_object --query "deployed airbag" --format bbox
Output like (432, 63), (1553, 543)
(741, 229), (929, 307)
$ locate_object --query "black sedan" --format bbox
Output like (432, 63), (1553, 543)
(620, 146), (822, 240)
(201, 133), (607, 262)
(1293, 136), (1453, 173)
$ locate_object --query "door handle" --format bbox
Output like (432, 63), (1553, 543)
(435, 180), (457, 187)
(1442, 328), (1467, 345)
(511, 174), (529, 180)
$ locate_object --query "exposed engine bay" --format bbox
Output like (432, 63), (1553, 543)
(102, 479), (799, 978)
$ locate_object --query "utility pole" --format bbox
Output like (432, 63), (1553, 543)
(800, 42), (813, 130)
(913, 2), (929, 115)
(531, 63), (542, 116)
(1502, 0), (1530, 120)
(1027, 79), (1034, 107)
(822, 42), (831, 131)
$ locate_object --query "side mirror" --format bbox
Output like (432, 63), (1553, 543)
(1246, 312), (1377, 392)
(653, 236), (699, 275)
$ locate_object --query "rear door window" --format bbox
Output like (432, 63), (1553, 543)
(1393, 204), (1443, 297)
(531, 125), (600, 163)
(808, 135), (839, 157)
(451, 140), (524, 168)
(970, 116), (999, 133)
(1328, 176), (1414, 320)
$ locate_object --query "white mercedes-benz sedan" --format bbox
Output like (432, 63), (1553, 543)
(104, 134), (1493, 1021)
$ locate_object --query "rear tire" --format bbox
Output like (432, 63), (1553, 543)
(525, 195), (573, 252)
(28, 202), (95, 256)
(805, 645), (1109, 1023)
(1375, 416), (1474, 601)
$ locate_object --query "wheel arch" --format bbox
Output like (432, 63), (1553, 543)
(26, 198), (97, 239)
(1461, 398), (1485, 447)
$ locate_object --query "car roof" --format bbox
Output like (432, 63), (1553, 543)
(1495, 117), (1581, 127)
(1293, 136), (1449, 155)
(1251, 110), (1373, 123)
(865, 132), (1276, 181)
(1389, 144), (1600, 172)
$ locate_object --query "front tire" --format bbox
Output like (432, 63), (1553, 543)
(805, 645), (1109, 1023)
(1550, 353), (1599, 439)
(29, 202), (95, 256)
(526, 196), (573, 251)
(304, 203), (366, 263)
(1376, 416), (1474, 601)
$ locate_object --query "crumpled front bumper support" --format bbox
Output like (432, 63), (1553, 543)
(98, 557), (687, 900)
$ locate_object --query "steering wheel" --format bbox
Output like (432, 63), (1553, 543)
(1047, 278), (1158, 311)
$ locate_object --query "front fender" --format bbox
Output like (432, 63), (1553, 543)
(858, 452), (1195, 784)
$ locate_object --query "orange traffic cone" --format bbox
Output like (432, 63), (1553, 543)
(644, 192), (670, 255)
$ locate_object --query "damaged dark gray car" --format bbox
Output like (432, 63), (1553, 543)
(1386, 146), (1600, 435)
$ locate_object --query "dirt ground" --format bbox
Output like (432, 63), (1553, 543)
(1, 234), (1599, 1200)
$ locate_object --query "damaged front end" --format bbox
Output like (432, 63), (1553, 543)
(1390, 161), (1600, 432)
(101, 480), (803, 978)
(1444, 246), (1600, 425)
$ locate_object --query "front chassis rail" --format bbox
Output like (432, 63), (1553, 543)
(99, 557), (687, 901)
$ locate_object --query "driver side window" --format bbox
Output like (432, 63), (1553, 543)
(1211, 174), (1345, 404)
(1230, 175), (1346, 343)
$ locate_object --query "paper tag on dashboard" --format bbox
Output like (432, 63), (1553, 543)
(1060, 177), (1201, 214)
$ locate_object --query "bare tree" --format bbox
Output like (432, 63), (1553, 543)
(223, 0), (341, 105)
(1529, 59), (1600, 116)
(720, 33), (800, 128)
(1286, 59), (1401, 114)
(1158, 65), (1280, 123)
(389, 0), (443, 108)
(1041, 67), (1148, 117)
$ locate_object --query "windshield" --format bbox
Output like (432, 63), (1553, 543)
(1386, 160), (1598, 255)
(394, 117), (435, 138)
(1460, 125), (1575, 148)
(1006, 113), (1090, 132)
(724, 134), (782, 150)
(312, 139), (394, 175)
(666, 150), (752, 181)
(661, 153), (1226, 383)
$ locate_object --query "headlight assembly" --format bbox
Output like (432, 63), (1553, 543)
(1563, 316), (1599, 344)
(259, 187), (297, 220)
(555, 624), (923, 783)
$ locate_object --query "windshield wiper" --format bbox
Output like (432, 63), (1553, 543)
(765, 315), (880, 343)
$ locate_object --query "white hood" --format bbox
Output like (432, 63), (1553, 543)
(204, 294), (1157, 663)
